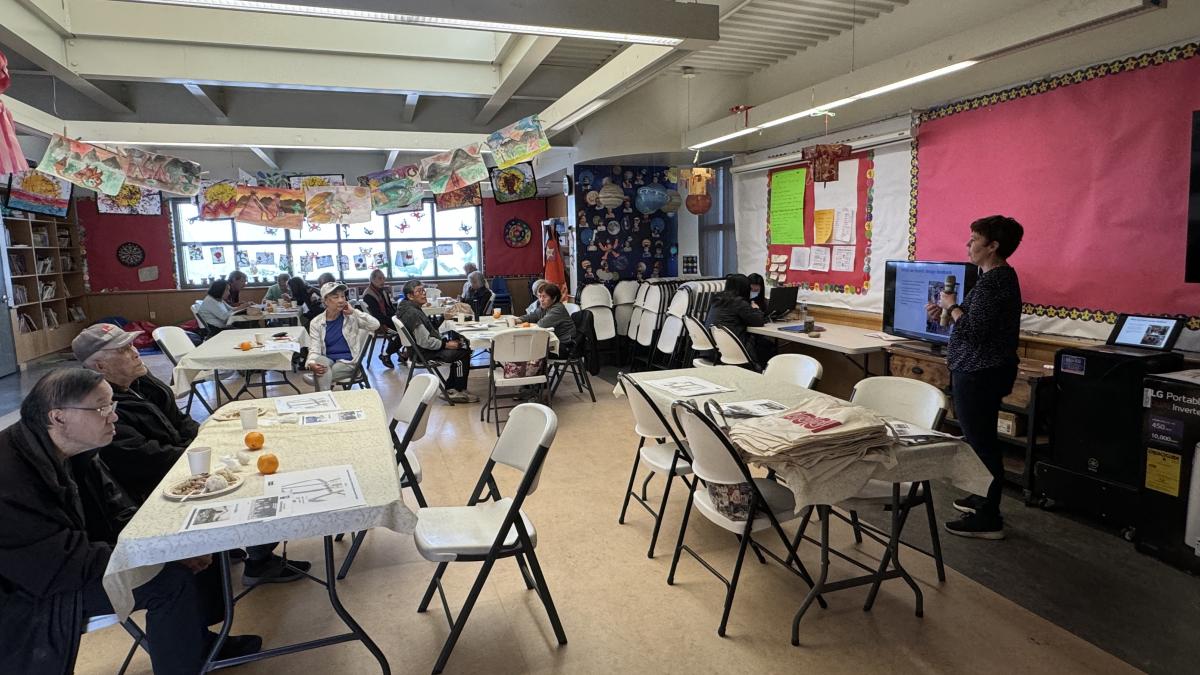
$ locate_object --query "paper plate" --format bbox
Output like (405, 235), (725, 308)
(163, 470), (244, 501)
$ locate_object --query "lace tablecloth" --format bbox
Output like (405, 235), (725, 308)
(624, 367), (992, 510)
(102, 389), (414, 618)
(171, 326), (307, 396)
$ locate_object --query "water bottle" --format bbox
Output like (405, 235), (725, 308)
(799, 289), (814, 332)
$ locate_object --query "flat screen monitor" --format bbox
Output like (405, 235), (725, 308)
(883, 260), (979, 345)
(1107, 314), (1185, 352)
(766, 284), (798, 319)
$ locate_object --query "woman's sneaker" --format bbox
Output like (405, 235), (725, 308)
(447, 389), (479, 403)
(953, 494), (987, 514)
(944, 513), (1005, 540)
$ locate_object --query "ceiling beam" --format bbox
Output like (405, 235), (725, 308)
(735, 9), (849, 33)
(2, 94), (62, 136)
(753, 0), (872, 24)
(401, 94), (420, 123)
(0, 0), (135, 114)
(540, 44), (682, 133)
(248, 146), (278, 169)
(181, 83), (228, 121)
(63, 38), (501, 97)
(474, 36), (560, 126)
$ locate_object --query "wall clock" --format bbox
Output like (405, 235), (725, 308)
(116, 241), (145, 267)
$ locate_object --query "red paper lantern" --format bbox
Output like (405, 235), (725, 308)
(685, 193), (712, 215)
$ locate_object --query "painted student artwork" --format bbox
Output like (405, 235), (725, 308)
(187, 245), (203, 261)
(485, 115), (550, 169)
(4, 170), (72, 217)
(210, 247), (225, 264)
(117, 148), (203, 196)
(198, 180), (241, 220)
(573, 164), (679, 284)
(36, 134), (126, 196)
(303, 185), (372, 224)
(489, 162), (537, 204)
(233, 185), (305, 230)
(357, 165), (422, 215)
(419, 143), (488, 194)
(288, 174), (344, 190)
(434, 182), (482, 210)
(97, 184), (163, 215)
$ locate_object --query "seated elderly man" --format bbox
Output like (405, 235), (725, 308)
(396, 279), (478, 403)
(73, 323), (308, 586)
(306, 281), (380, 391)
(0, 369), (260, 674)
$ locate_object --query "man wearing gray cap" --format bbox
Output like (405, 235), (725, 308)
(305, 281), (379, 391)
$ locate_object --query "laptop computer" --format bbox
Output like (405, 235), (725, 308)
(765, 285), (798, 321)
(1092, 313), (1185, 356)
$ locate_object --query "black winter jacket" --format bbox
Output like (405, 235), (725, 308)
(705, 294), (767, 360)
(100, 374), (200, 504)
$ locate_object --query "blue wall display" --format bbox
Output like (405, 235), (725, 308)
(574, 164), (677, 285)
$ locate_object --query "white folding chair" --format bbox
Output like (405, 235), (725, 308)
(612, 280), (640, 305)
(764, 353), (823, 389)
(151, 326), (231, 414)
(847, 376), (950, 581)
(682, 315), (717, 367)
(484, 328), (551, 435)
(650, 314), (685, 369)
(712, 325), (759, 371)
(586, 306), (617, 341)
(337, 373), (441, 579)
(668, 400), (823, 637)
(414, 403), (566, 675)
(617, 373), (694, 558)
(579, 283), (613, 309)
(84, 614), (148, 675)
(562, 302), (581, 315)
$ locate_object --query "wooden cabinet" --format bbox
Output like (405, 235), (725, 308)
(4, 208), (89, 364)
(886, 344), (1055, 503)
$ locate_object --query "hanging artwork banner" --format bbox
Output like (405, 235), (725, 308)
(434, 182), (482, 210)
(484, 115), (550, 169)
(489, 162), (537, 204)
(288, 174), (345, 190)
(303, 185), (372, 224)
(97, 184), (163, 215)
(117, 148), (202, 196)
(419, 143), (488, 194)
(233, 185), (305, 230)
(198, 180), (240, 220)
(36, 134), (126, 196)
(4, 170), (72, 217)
(357, 165), (423, 215)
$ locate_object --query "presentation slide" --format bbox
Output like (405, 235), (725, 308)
(1113, 316), (1179, 349)
(891, 262), (967, 341)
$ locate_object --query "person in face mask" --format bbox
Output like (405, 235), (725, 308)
(747, 273), (769, 313)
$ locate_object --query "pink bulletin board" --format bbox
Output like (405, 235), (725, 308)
(915, 43), (1200, 326)
(766, 151), (874, 295)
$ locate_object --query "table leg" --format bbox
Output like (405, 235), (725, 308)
(322, 535), (391, 674)
(862, 484), (924, 617)
(212, 371), (223, 407)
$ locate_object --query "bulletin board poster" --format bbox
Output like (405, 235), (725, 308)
(765, 152), (873, 294)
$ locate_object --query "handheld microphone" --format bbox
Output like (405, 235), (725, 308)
(940, 275), (958, 327)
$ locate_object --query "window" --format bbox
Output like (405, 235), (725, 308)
(171, 199), (482, 288)
(698, 164), (737, 277)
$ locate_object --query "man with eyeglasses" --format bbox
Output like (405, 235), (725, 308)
(73, 324), (309, 586)
(0, 368), (262, 673)
(396, 280), (478, 403)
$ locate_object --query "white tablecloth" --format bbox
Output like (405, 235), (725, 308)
(171, 327), (307, 396)
(455, 321), (560, 353)
(102, 389), (414, 618)
(625, 367), (992, 510)
(231, 305), (301, 325)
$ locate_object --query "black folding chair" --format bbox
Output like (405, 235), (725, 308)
(392, 317), (455, 404)
(548, 310), (597, 402)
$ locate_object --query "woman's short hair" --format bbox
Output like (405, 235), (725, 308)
(970, 215), (1024, 259)
(468, 270), (486, 287)
(402, 279), (423, 297)
(747, 272), (765, 288)
(317, 272), (337, 287)
(539, 283), (562, 303)
(227, 270), (247, 283)
(207, 279), (229, 300)
(530, 278), (548, 295)
(287, 276), (308, 298)
(21, 369), (105, 429)
(723, 274), (751, 301)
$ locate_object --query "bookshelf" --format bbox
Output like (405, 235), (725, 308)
(4, 206), (88, 363)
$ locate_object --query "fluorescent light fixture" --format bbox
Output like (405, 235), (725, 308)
(854, 60), (978, 99)
(688, 126), (759, 150)
(80, 140), (446, 152)
(119, 0), (683, 45)
(548, 99), (610, 132)
(756, 96), (859, 129)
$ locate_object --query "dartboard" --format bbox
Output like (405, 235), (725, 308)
(503, 219), (532, 248)
(116, 242), (145, 267)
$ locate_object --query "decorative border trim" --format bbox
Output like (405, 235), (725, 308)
(915, 41), (1200, 329)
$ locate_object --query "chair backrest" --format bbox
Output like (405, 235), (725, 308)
(152, 326), (196, 365)
(613, 280), (640, 305)
(563, 302), (581, 315)
(394, 373), (440, 443)
(850, 376), (948, 429)
(579, 283), (613, 309)
(654, 314), (684, 355)
(491, 277), (511, 298)
(189, 301), (209, 336)
(569, 309), (593, 358)
(671, 400), (752, 486)
(764, 353), (823, 389)
(492, 327), (551, 363)
(491, 402), (557, 495)
(712, 325), (753, 367)
(336, 333), (376, 385)
(587, 306), (616, 341)
(392, 316), (415, 347)
(683, 315), (715, 351)
(666, 289), (690, 318)
(614, 304), (635, 337)
(634, 309), (659, 347)
(617, 372), (674, 440)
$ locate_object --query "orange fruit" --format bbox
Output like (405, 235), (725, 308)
(244, 431), (264, 450)
(239, 341), (252, 351)
(257, 453), (279, 475)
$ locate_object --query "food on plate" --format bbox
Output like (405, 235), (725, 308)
(239, 341), (252, 351)
(205, 474), (229, 492)
(167, 468), (239, 497)
(257, 453), (279, 475)
(244, 431), (264, 450)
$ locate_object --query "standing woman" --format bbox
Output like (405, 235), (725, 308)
(928, 215), (1024, 540)
(362, 268), (400, 368)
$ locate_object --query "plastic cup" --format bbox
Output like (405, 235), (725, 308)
(240, 408), (259, 430)
(254, 333), (265, 345)
(187, 447), (212, 476)
(493, 308), (502, 320)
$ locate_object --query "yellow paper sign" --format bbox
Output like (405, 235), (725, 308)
(813, 209), (834, 244)
(1145, 447), (1181, 497)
